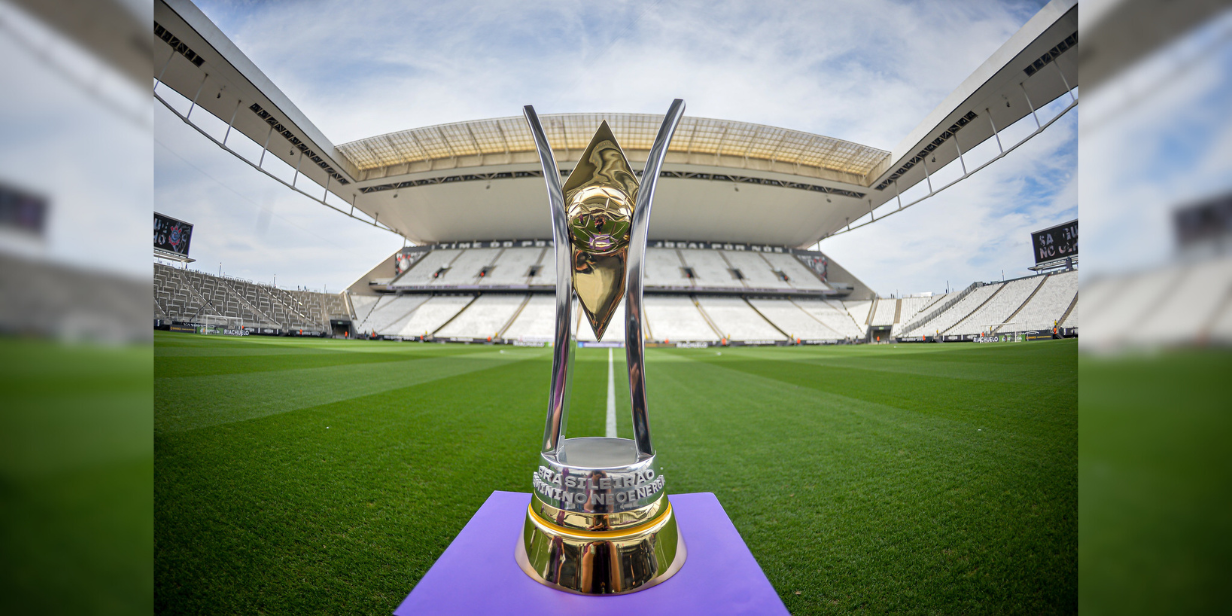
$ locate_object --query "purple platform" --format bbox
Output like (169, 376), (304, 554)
(394, 491), (788, 615)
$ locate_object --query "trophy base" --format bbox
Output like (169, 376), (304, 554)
(516, 497), (686, 595)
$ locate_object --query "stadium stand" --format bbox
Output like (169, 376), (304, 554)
(645, 248), (688, 288)
(431, 248), (499, 285)
(154, 263), (345, 334)
(1003, 271), (1078, 332)
(696, 296), (785, 341)
(719, 250), (791, 290)
(1084, 267), (1174, 345)
(679, 249), (737, 288)
(478, 247), (547, 286)
(843, 300), (873, 329)
(349, 294), (381, 325)
(905, 283), (1001, 336)
(394, 249), (460, 285)
(502, 294), (557, 342)
(949, 276), (1045, 336)
(1136, 259), (1232, 345)
(747, 298), (840, 341)
(357, 294), (431, 336)
(761, 252), (829, 291)
(890, 295), (941, 335)
(396, 295), (475, 338)
(1060, 296), (1078, 328)
(436, 294), (528, 340)
(0, 253), (149, 342)
(643, 296), (720, 341)
(794, 299), (866, 339)
(870, 298), (897, 327)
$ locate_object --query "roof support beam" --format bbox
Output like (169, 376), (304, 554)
(1020, 82), (1041, 129)
(154, 47), (175, 92)
(186, 72), (208, 120)
(986, 108), (1004, 154)
(258, 124), (274, 167)
(223, 98), (242, 147)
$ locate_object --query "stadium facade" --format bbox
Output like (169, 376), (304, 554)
(152, 0), (1082, 344)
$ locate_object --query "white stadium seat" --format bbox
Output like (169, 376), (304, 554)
(1136, 258), (1232, 345)
(747, 298), (841, 341)
(679, 249), (738, 288)
(644, 296), (719, 341)
(721, 251), (788, 290)
(793, 299), (865, 339)
(869, 298), (897, 326)
(394, 249), (460, 285)
(349, 294), (380, 321)
(396, 296), (475, 338)
(907, 283), (1001, 336)
(360, 294), (432, 335)
(431, 248), (500, 285)
(696, 296), (785, 341)
(479, 248), (547, 286)
(760, 252), (829, 291)
(949, 276), (1045, 336)
(436, 294), (528, 339)
(1009, 271), (1078, 332)
(843, 300), (872, 328)
(502, 295), (557, 341)
(644, 248), (689, 288)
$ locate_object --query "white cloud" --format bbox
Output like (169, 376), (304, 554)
(156, 0), (1063, 292)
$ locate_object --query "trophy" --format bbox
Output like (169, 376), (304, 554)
(514, 101), (686, 595)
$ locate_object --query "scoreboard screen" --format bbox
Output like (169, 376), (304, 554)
(155, 212), (194, 256)
(1030, 219), (1077, 264)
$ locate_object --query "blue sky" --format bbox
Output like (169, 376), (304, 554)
(147, 0), (1085, 295)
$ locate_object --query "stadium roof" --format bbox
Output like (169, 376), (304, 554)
(153, 0), (1077, 248)
(336, 114), (890, 180)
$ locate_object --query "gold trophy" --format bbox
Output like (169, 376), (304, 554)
(514, 101), (687, 595)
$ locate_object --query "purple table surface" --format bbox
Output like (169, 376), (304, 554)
(394, 491), (788, 616)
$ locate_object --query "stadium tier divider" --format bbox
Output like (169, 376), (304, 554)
(643, 296), (721, 342)
(749, 298), (843, 341)
(1059, 292), (1078, 329)
(947, 276), (1042, 336)
(900, 282), (981, 336)
(696, 296), (785, 341)
(501, 294), (556, 342)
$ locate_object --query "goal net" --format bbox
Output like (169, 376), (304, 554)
(198, 315), (245, 336)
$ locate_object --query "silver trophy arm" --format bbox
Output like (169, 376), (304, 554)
(625, 99), (686, 460)
(523, 105), (574, 455)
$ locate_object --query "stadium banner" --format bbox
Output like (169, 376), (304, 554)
(154, 212), (194, 257)
(1030, 219), (1077, 265)
(392, 238), (828, 258)
(168, 324), (195, 333)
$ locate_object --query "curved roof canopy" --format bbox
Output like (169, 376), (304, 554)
(336, 114), (890, 179)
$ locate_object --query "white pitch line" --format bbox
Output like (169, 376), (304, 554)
(605, 347), (617, 438)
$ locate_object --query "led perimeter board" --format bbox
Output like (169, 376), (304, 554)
(155, 212), (194, 257)
(1031, 219), (1077, 264)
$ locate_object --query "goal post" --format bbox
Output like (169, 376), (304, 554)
(199, 315), (245, 335)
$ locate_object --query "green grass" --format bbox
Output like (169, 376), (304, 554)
(155, 333), (1077, 614)
(1, 339), (153, 615)
(1079, 350), (1232, 615)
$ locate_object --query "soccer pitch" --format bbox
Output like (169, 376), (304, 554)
(154, 333), (1077, 614)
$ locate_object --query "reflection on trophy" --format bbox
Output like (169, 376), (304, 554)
(514, 101), (687, 595)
